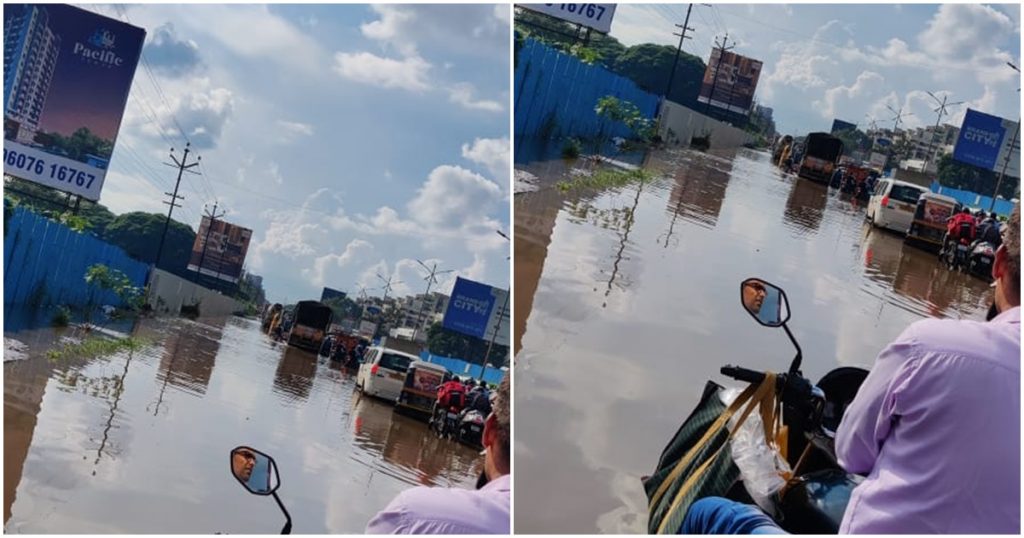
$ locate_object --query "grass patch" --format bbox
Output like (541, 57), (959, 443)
(556, 167), (654, 193)
(46, 335), (151, 361)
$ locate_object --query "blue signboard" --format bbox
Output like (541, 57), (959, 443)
(443, 277), (498, 340)
(321, 287), (346, 302)
(954, 109), (1009, 171)
(830, 119), (857, 134)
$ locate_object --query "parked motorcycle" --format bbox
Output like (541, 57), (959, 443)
(967, 241), (995, 280)
(644, 278), (869, 534)
(229, 446), (292, 534)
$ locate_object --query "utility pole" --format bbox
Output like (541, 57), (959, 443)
(479, 288), (509, 380)
(412, 260), (453, 343)
(376, 272), (401, 337)
(886, 105), (913, 164)
(704, 34), (734, 120)
(196, 200), (226, 284)
(922, 91), (963, 174)
(993, 62), (1022, 212)
(155, 142), (200, 269)
(664, 3), (695, 100)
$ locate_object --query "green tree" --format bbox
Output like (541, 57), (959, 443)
(322, 296), (363, 323)
(611, 44), (706, 109)
(833, 128), (872, 154)
(426, 322), (509, 368)
(936, 153), (1018, 200)
(4, 175), (118, 235)
(103, 212), (197, 276)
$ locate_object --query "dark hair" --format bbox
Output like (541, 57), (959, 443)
(1004, 204), (1020, 298)
(492, 372), (510, 470)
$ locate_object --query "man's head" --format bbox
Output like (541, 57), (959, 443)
(742, 280), (767, 314)
(482, 372), (510, 480)
(232, 449), (256, 482)
(992, 203), (1020, 315)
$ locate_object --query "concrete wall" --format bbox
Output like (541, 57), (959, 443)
(146, 268), (241, 318)
(658, 101), (755, 150)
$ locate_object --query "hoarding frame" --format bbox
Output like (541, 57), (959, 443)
(442, 277), (510, 347)
(186, 216), (253, 285)
(953, 108), (1020, 179)
(517, 3), (617, 34)
(696, 47), (763, 116)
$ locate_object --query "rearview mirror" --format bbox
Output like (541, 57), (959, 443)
(740, 278), (790, 327)
(230, 446), (279, 495)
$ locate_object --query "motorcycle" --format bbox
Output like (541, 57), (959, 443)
(644, 278), (869, 534)
(229, 446), (292, 534)
(431, 405), (462, 440)
(967, 241), (995, 280)
(457, 409), (486, 447)
(943, 237), (972, 272)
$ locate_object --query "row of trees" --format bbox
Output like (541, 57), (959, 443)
(426, 322), (509, 369)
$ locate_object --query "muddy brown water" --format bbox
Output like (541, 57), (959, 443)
(513, 147), (992, 533)
(4, 316), (481, 533)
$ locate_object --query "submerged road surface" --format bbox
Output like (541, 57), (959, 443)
(513, 146), (991, 533)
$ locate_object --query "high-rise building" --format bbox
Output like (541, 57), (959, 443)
(4, 5), (60, 142)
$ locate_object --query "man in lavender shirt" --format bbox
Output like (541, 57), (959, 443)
(835, 202), (1020, 534)
(366, 373), (510, 534)
(681, 204), (1020, 534)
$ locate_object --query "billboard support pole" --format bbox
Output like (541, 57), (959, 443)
(664, 4), (694, 101)
(479, 290), (509, 380)
(703, 34), (733, 121)
(155, 143), (199, 269)
(196, 200), (225, 284)
(989, 118), (1020, 212)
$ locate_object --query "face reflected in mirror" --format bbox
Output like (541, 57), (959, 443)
(741, 278), (788, 327)
(231, 446), (274, 495)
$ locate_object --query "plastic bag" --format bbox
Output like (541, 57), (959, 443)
(719, 387), (791, 516)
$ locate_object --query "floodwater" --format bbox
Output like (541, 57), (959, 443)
(513, 146), (992, 533)
(4, 315), (481, 533)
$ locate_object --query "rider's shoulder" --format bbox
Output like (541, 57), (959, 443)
(897, 316), (1018, 369)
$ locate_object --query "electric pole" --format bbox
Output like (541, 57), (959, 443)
(664, 4), (695, 100)
(992, 62), (1022, 212)
(704, 34), (734, 119)
(196, 200), (226, 283)
(412, 260), (453, 343)
(155, 142), (199, 269)
(922, 91), (963, 174)
(479, 288), (509, 380)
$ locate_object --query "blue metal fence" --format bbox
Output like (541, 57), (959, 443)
(514, 38), (660, 141)
(4, 207), (150, 307)
(929, 181), (1017, 216)
(419, 351), (506, 385)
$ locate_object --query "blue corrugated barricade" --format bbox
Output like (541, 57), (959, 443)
(4, 207), (150, 307)
(929, 181), (1017, 217)
(419, 351), (506, 385)
(514, 38), (660, 141)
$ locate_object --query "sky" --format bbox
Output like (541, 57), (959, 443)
(607, 3), (1021, 136)
(83, 4), (511, 304)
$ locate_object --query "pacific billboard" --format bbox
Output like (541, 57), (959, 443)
(186, 216), (253, 285)
(696, 48), (763, 116)
(953, 108), (1020, 179)
(442, 277), (509, 347)
(3, 4), (145, 201)
(518, 3), (617, 34)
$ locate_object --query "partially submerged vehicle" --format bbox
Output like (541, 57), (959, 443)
(286, 301), (332, 352)
(798, 133), (844, 184)
(905, 192), (961, 253)
(395, 360), (448, 420)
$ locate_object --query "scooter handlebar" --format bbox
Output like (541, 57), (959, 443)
(720, 365), (766, 384)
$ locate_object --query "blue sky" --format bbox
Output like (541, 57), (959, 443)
(88, 4), (510, 304)
(609, 3), (1021, 136)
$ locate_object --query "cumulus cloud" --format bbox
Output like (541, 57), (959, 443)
(144, 23), (201, 76)
(407, 165), (503, 229)
(277, 120), (314, 142)
(303, 239), (375, 286)
(359, 4), (508, 57)
(448, 83), (503, 112)
(461, 137), (510, 181)
(815, 71), (885, 118)
(333, 52), (431, 92)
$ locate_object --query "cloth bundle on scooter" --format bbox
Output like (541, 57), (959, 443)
(643, 374), (787, 534)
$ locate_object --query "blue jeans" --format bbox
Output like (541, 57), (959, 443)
(679, 497), (788, 534)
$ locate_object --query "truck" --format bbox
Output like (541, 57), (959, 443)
(798, 132), (844, 184)
(287, 300), (333, 352)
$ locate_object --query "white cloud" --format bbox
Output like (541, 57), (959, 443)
(918, 4), (1014, 64)
(447, 83), (503, 112)
(461, 137), (510, 180)
(333, 52), (432, 92)
(303, 239), (375, 286)
(407, 165), (502, 229)
(361, 4), (418, 56)
(359, 4), (508, 57)
(277, 120), (314, 141)
(815, 71), (885, 119)
(128, 79), (234, 150)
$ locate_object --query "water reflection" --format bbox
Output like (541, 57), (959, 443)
(513, 146), (993, 533)
(273, 345), (318, 404)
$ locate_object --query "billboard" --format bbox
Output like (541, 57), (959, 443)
(357, 320), (377, 339)
(186, 217), (253, 284)
(3, 4), (145, 201)
(831, 119), (857, 134)
(868, 152), (888, 170)
(953, 109), (1020, 178)
(442, 277), (509, 347)
(696, 48), (763, 115)
(321, 287), (346, 302)
(518, 3), (617, 34)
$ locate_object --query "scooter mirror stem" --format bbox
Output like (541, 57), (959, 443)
(272, 491), (292, 534)
(782, 322), (803, 376)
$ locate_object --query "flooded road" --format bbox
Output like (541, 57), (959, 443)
(4, 316), (481, 533)
(513, 146), (992, 533)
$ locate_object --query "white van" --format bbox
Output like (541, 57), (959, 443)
(867, 179), (927, 234)
(356, 346), (418, 402)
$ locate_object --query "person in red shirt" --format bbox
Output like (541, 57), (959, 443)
(432, 374), (467, 434)
(944, 207), (977, 254)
